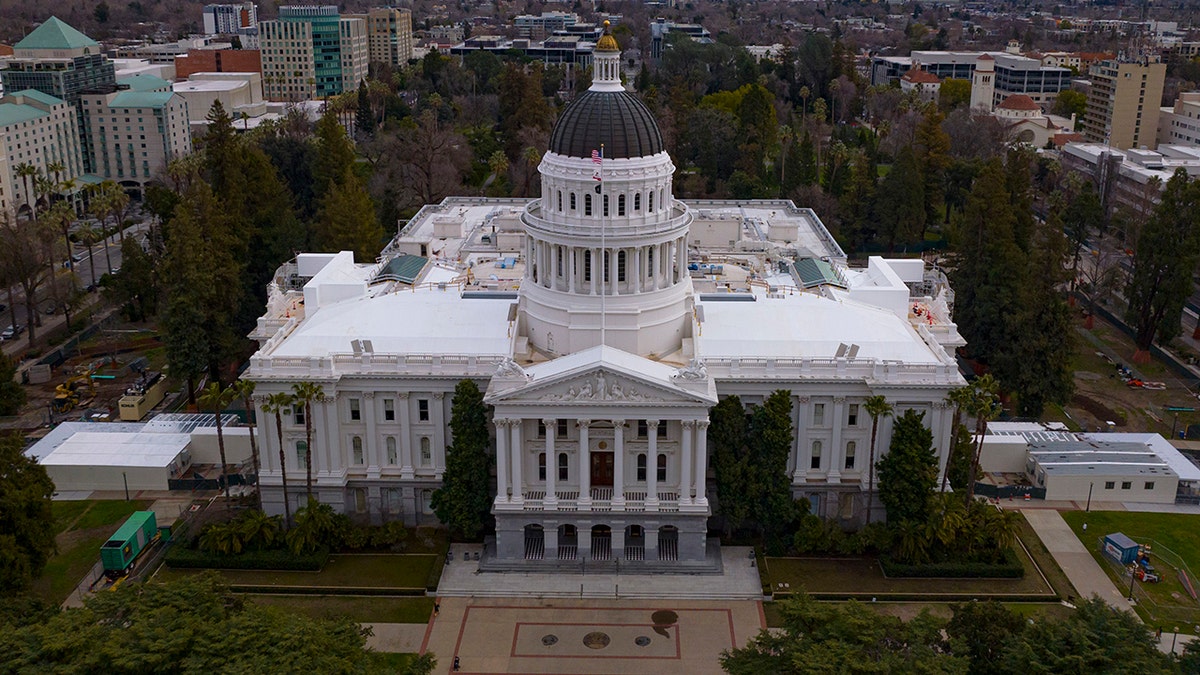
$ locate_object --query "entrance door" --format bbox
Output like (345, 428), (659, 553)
(591, 451), (614, 487)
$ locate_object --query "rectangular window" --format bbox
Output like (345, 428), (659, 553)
(354, 488), (367, 513)
(538, 453), (546, 480)
(352, 436), (364, 465)
(656, 455), (667, 481)
(383, 399), (395, 421)
(349, 398), (361, 421)
(557, 418), (569, 439)
(847, 404), (859, 427)
(637, 454), (647, 481)
(1121, 481), (1132, 490)
(296, 440), (308, 466)
(418, 399), (429, 422)
(1105, 481), (1115, 490)
(844, 441), (856, 469)
(812, 403), (825, 426)
(293, 407), (305, 426)
(658, 423), (667, 438)
(810, 441), (822, 470)
(537, 420), (546, 438)
(637, 420), (648, 438)
(1145, 481), (1155, 490)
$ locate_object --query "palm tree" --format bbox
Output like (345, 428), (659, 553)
(45, 161), (64, 190)
(520, 146), (542, 197)
(237, 510), (280, 550)
(13, 163), (39, 218)
(864, 395), (894, 523)
(262, 391), (296, 527)
(74, 224), (100, 287)
(198, 381), (238, 498)
(965, 375), (1003, 505)
(291, 382), (324, 501)
(942, 386), (974, 491)
(231, 379), (261, 510)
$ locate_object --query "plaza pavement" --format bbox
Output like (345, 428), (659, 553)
(1018, 508), (1136, 612)
(437, 545), (762, 600)
(419, 596), (764, 674)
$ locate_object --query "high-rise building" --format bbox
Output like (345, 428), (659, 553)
(1, 17), (118, 173)
(513, 11), (579, 40)
(203, 3), (258, 35)
(1158, 92), (1200, 147)
(259, 6), (368, 102)
(0, 90), (84, 215)
(349, 7), (413, 67)
(1081, 58), (1167, 150)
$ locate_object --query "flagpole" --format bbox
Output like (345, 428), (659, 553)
(599, 143), (605, 348)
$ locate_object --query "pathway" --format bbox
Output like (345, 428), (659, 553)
(437, 545), (762, 600)
(420, 596), (762, 674)
(1020, 508), (1136, 612)
(365, 623), (427, 653)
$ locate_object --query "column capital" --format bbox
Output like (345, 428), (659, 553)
(682, 420), (696, 430)
(541, 417), (556, 427)
(798, 396), (811, 404)
(433, 392), (445, 400)
(397, 392), (410, 399)
(362, 391), (376, 400)
(611, 419), (626, 427)
(932, 400), (951, 409)
(577, 419), (591, 428)
(646, 419), (659, 428)
(697, 419), (710, 430)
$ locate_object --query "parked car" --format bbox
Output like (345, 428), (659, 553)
(1, 324), (23, 340)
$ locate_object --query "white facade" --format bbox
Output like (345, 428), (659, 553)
(81, 89), (191, 195)
(203, 3), (258, 35)
(246, 38), (966, 569)
(175, 72), (263, 127)
(1158, 92), (1200, 147)
(0, 89), (84, 215)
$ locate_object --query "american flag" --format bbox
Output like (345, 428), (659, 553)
(591, 149), (603, 164)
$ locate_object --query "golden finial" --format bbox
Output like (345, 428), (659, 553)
(597, 20), (619, 51)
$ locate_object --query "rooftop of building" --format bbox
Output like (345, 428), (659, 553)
(1063, 142), (1200, 183)
(119, 73), (172, 92)
(25, 413), (238, 463)
(997, 93), (1041, 110)
(902, 68), (941, 84)
(0, 92), (56, 126)
(108, 90), (176, 109)
(14, 17), (99, 51)
(986, 422), (1200, 482)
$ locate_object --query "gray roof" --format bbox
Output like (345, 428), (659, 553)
(548, 90), (664, 160)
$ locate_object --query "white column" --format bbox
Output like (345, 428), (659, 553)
(255, 395), (274, 474)
(510, 419), (524, 504)
(646, 420), (660, 510)
(321, 396), (336, 477)
(364, 392), (380, 478)
(543, 418), (558, 509)
(569, 246), (576, 293)
(695, 420), (709, 506)
(794, 396), (810, 484)
(934, 401), (952, 488)
(495, 419), (509, 503)
(398, 393), (414, 479)
(829, 397), (845, 483)
(680, 420), (694, 502)
(613, 419), (626, 509)
(578, 420), (591, 506)
(433, 392), (446, 480)
(590, 248), (597, 295)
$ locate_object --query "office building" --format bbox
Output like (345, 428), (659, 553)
(81, 81), (191, 197)
(873, 51), (1072, 109)
(203, 3), (258, 35)
(0, 89), (84, 214)
(1080, 58), (1167, 150)
(1159, 92), (1200, 147)
(348, 7), (413, 67)
(259, 6), (368, 102)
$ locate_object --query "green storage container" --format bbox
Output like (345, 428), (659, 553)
(100, 511), (158, 576)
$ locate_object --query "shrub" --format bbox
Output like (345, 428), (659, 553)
(165, 546), (329, 571)
(879, 548), (1024, 579)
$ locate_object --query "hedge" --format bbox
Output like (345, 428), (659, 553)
(165, 546), (330, 571)
(879, 549), (1024, 579)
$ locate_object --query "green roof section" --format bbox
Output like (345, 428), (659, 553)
(14, 17), (99, 51)
(10, 89), (65, 106)
(793, 258), (847, 289)
(119, 74), (171, 92)
(0, 101), (49, 127)
(109, 91), (174, 109)
(375, 255), (428, 285)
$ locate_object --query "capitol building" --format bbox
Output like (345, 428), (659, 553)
(246, 32), (966, 570)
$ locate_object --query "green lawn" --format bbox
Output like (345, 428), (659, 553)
(157, 554), (436, 590)
(764, 544), (1053, 598)
(31, 499), (153, 605)
(1061, 510), (1200, 625)
(367, 653), (427, 673)
(762, 599), (1073, 628)
(248, 594), (434, 623)
(1015, 512), (1079, 600)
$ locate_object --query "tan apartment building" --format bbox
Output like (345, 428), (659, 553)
(349, 8), (413, 67)
(81, 89), (191, 198)
(0, 89), (85, 215)
(1081, 57), (1167, 150)
(260, 5), (367, 102)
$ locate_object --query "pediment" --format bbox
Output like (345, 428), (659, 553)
(484, 346), (716, 406)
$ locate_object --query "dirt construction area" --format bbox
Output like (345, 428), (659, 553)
(1062, 313), (1200, 438)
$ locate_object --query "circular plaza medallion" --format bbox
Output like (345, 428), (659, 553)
(542, 634), (558, 646)
(635, 636), (652, 647)
(583, 632), (611, 649)
(651, 610), (679, 626)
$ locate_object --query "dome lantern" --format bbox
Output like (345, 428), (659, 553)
(591, 20), (622, 93)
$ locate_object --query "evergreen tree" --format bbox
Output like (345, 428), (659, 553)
(950, 159), (1024, 365)
(430, 380), (492, 539)
(314, 168), (384, 261)
(873, 146), (925, 252)
(838, 151), (876, 252)
(747, 390), (796, 552)
(1063, 182), (1104, 293)
(796, 131), (818, 187)
(914, 105), (950, 231)
(311, 112), (357, 202)
(1004, 147), (1036, 251)
(710, 396), (751, 536)
(945, 423), (976, 491)
(1124, 168), (1200, 356)
(355, 80), (375, 138)
(0, 353), (26, 415)
(0, 433), (54, 592)
(876, 409), (937, 525)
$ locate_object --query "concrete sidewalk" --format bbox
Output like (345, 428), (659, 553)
(437, 545), (762, 600)
(1020, 509), (1136, 613)
(365, 622), (428, 653)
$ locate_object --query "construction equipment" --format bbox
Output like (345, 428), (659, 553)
(52, 368), (98, 414)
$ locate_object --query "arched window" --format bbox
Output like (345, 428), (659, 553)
(583, 250), (592, 281)
(556, 247), (563, 276)
(647, 247), (654, 273)
(352, 436), (364, 465)
(538, 453), (547, 480)
(296, 440), (308, 467)
(558, 452), (569, 480)
(656, 454), (667, 481)
(557, 190), (563, 211)
(637, 453), (647, 481)
(845, 441), (856, 469)
(810, 440), (822, 470)
(634, 193), (641, 212)
(660, 188), (665, 208)
(617, 250), (626, 281)
(584, 193), (592, 216)
(570, 192), (577, 211)
(648, 190), (654, 213)
(420, 437), (432, 466)
(386, 437), (397, 465)
(618, 194), (626, 216)
(603, 194), (609, 217)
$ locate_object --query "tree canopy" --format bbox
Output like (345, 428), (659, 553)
(430, 379), (492, 539)
(0, 433), (55, 593)
(876, 409), (937, 526)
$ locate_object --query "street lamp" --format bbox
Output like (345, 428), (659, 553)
(1086, 482), (1094, 512)
(1173, 626), (1180, 655)
(1129, 565), (1138, 602)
